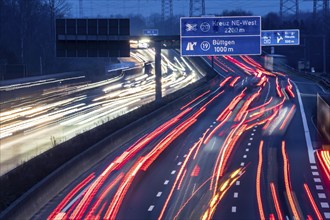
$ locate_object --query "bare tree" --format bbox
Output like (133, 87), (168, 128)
(46, 0), (70, 72)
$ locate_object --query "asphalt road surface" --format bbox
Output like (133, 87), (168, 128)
(30, 55), (330, 220)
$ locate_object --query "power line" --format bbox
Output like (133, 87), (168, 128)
(280, 0), (299, 19)
(189, 0), (205, 16)
(162, 0), (173, 20)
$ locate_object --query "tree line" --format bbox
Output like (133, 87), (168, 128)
(0, 0), (69, 76)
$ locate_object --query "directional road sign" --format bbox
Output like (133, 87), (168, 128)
(261, 29), (300, 46)
(143, 29), (159, 36)
(180, 16), (261, 56)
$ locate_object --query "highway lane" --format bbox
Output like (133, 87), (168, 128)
(0, 49), (202, 175)
(28, 55), (329, 220)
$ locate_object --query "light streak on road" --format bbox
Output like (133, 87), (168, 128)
(303, 183), (324, 220)
(276, 77), (283, 98)
(316, 150), (330, 182)
(270, 182), (284, 220)
(1, 49), (202, 175)
(0, 76), (86, 91)
(282, 141), (301, 220)
(256, 140), (265, 220)
(201, 167), (245, 220)
(48, 173), (95, 220)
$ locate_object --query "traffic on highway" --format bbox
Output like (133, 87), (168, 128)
(0, 0), (329, 220)
(31, 55), (329, 220)
(0, 49), (202, 175)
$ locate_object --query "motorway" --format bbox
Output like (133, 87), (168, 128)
(0, 49), (203, 175)
(30, 55), (330, 219)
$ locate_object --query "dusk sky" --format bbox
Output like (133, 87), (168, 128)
(67, 0), (313, 18)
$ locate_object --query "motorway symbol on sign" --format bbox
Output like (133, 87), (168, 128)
(180, 16), (261, 56)
(261, 29), (300, 46)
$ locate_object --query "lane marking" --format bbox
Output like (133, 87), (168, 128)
(314, 178), (321, 183)
(294, 81), (330, 94)
(248, 143), (251, 146)
(171, 170), (176, 175)
(210, 139), (216, 150)
(236, 181), (240, 186)
(312, 171), (319, 176)
(321, 202), (329, 208)
(301, 93), (317, 97)
(240, 162), (245, 166)
(213, 121), (216, 124)
(316, 185), (324, 190)
(164, 180), (169, 185)
(325, 212), (330, 219)
(210, 125), (213, 128)
(156, 192), (162, 197)
(249, 138), (253, 141)
(192, 183), (197, 194)
(234, 192), (238, 198)
(183, 154), (187, 157)
(291, 81), (315, 163)
(254, 126), (257, 128)
(253, 129), (256, 132)
(251, 133), (255, 136)
(243, 155), (247, 158)
(318, 193), (326, 199)
(232, 206), (237, 213)
(311, 165), (317, 170)
(246, 148), (249, 152)
(148, 205), (155, 211)
(177, 162), (182, 166)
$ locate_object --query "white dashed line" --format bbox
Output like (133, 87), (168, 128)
(210, 125), (213, 128)
(324, 212), (330, 219)
(248, 143), (251, 146)
(314, 178), (321, 183)
(246, 148), (249, 152)
(156, 192), (162, 197)
(243, 155), (247, 158)
(312, 171), (319, 176)
(183, 154), (187, 157)
(164, 180), (169, 185)
(321, 202), (329, 208)
(177, 162), (182, 166)
(210, 139), (216, 150)
(253, 129), (256, 132)
(231, 206), (237, 213)
(254, 126), (257, 128)
(171, 170), (176, 175)
(213, 121), (216, 124)
(316, 185), (324, 190)
(240, 162), (245, 166)
(251, 133), (254, 136)
(234, 192), (238, 198)
(318, 193), (326, 199)
(148, 205), (155, 211)
(311, 165), (317, 170)
(249, 138), (253, 141)
(236, 181), (240, 186)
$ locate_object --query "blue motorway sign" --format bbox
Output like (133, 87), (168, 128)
(180, 16), (261, 56)
(181, 36), (260, 56)
(143, 29), (159, 36)
(261, 29), (300, 46)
